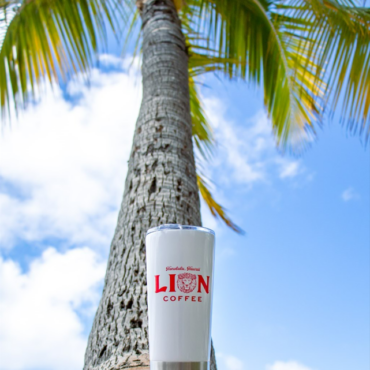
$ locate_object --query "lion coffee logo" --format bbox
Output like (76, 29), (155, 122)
(177, 273), (197, 293)
(154, 272), (210, 303)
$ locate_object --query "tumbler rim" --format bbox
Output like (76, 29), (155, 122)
(146, 224), (215, 236)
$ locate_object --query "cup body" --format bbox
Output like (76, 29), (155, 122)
(146, 224), (215, 370)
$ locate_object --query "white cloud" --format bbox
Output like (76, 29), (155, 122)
(217, 353), (244, 370)
(341, 187), (359, 202)
(225, 356), (243, 370)
(278, 160), (301, 179)
(267, 361), (314, 370)
(0, 55), (141, 250)
(0, 247), (106, 370)
(203, 98), (307, 187)
(0, 54), (311, 249)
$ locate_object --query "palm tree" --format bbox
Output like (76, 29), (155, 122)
(0, 0), (369, 370)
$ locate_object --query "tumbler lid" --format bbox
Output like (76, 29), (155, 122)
(146, 224), (215, 236)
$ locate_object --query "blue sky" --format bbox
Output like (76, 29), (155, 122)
(0, 32), (369, 370)
(206, 76), (369, 370)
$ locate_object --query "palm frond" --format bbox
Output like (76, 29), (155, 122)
(197, 173), (243, 233)
(0, 0), (132, 117)
(185, 0), (370, 146)
(182, 0), (326, 150)
(189, 75), (215, 159)
(188, 49), (238, 77)
(183, 7), (245, 231)
(0, 1), (18, 49)
(183, 9), (242, 77)
(278, 0), (370, 140)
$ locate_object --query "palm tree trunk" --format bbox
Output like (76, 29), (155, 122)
(83, 1), (217, 369)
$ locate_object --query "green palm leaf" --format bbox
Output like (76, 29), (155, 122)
(278, 0), (370, 140)
(0, 0), (129, 116)
(183, 0), (326, 149)
(1, 0), (369, 231)
(188, 73), (240, 231)
(197, 173), (243, 233)
(189, 75), (215, 159)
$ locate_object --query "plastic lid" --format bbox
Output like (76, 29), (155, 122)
(146, 224), (215, 236)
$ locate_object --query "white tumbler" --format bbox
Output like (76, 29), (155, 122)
(146, 224), (215, 370)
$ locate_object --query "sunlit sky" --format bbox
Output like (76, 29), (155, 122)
(0, 26), (369, 370)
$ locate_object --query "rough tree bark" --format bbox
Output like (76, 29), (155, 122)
(84, 1), (217, 369)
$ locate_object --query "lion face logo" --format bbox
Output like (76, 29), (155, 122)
(177, 273), (197, 293)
